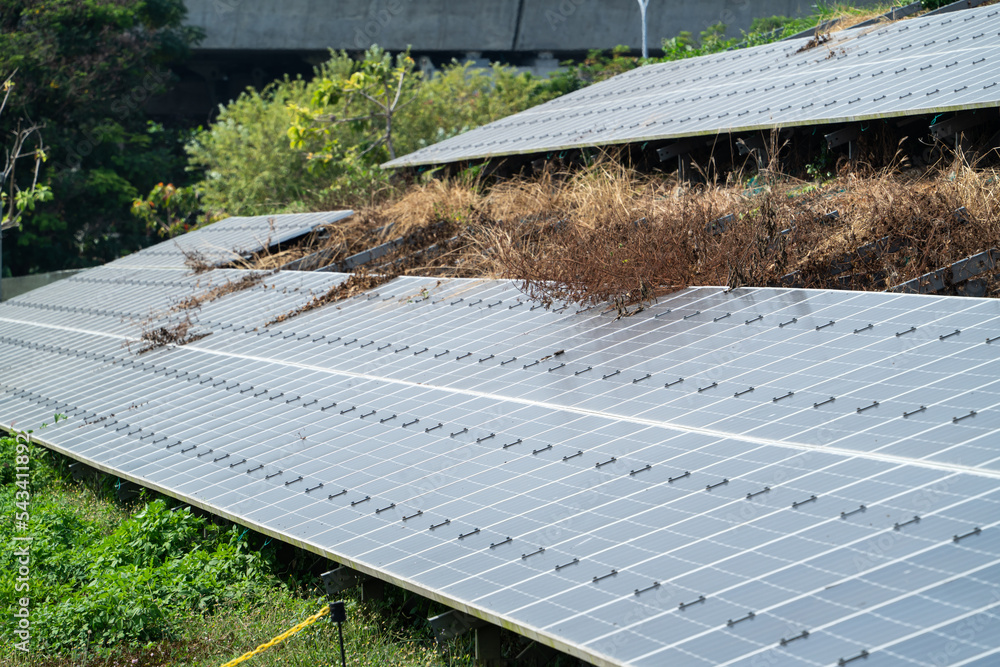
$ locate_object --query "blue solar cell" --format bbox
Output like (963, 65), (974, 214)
(2, 264), (1000, 666)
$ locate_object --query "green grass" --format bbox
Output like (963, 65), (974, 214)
(0, 430), (488, 666)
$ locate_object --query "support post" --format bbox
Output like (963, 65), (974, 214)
(736, 134), (767, 171)
(321, 566), (363, 597)
(930, 111), (990, 147)
(475, 624), (503, 666)
(514, 640), (559, 666)
(322, 565), (384, 600)
(825, 124), (861, 160)
(428, 609), (488, 644)
(361, 576), (384, 602)
(656, 137), (709, 184)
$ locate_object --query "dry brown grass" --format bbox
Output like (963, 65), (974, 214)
(265, 269), (392, 326)
(133, 313), (211, 355)
(171, 271), (273, 312)
(231, 153), (1000, 315)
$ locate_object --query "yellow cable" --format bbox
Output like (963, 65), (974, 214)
(218, 605), (330, 667)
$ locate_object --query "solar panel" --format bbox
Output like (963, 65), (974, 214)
(384, 6), (1000, 168)
(2, 268), (999, 666)
(107, 211), (353, 269)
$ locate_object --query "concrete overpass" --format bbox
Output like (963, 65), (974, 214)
(187, 0), (829, 53)
(163, 0), (872, 120)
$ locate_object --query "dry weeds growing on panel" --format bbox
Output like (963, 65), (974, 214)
(230, 153), (1000, 316)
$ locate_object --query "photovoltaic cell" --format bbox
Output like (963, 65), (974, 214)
(107, 211), (352, 269)
(384, 7), (1000, 168)
(2, 266), (999, 666)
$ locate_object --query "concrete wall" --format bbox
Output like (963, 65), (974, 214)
(190, 0), (522, 52)
(518, 0), (820, 51)
(185, 0), (862, 54)
(0, 270), (83, 302)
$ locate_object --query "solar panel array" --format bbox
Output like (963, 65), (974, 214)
(107, 211), (352, 269)
(2, 264), (999, 666)
(384, 6), (1000, 168)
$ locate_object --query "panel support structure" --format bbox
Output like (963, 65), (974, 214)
(825, 124), (861, 159)
(321, 566), (385, 602)
(428, 609), (489, 643)
(930, 111), (992, 144)
(514, 640), (560, 666)
(475, 624), (503, 666)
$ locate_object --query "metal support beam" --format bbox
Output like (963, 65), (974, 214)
(475, 624), (503, 666)
(115, 479), (141, 503)
(67, 460), (98, 484)
(930, 111), (992, 143)
(677, 154), (693, 183)
(361, 577), (384, 602)
(706, 214), (734, 236)
(656, 137), (709, 163)
(514, 640), (560, 666)
(321, 566), (384, 601)
(736, 135), (767, 170)
(825, 125), (861, 159)
(321, 566), (364, 597)
(428, 609), (488, 644)
(891, 248), (999, 295)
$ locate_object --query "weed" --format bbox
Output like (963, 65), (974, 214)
(134, 312), (211, 355)
(180, 248), (214, 274)
(171, 271), (272, 313)
(266, 268), (394, 326)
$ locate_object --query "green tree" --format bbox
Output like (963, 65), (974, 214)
(0, 0), (200, 275)
(185, 47), (555, 216)
(185, 73), (351, 218)
(1, 74), (51, 235)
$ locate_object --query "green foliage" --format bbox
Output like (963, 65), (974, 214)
(285, 47), (418, 205)
(0, 76), (49, 233)
(545, 45), (642, 93)
(805, 143), (837, 183)
(290, 46), (416, 161)
(920, 0), (951, 8)
(400, 61), (556, 153)
(0, 0), (201, 275)
(186, 76), (336, 218)
(131, 181), (201, 238)
(19, 505), (272, 651)
(191, 47), (556, 215)
(749, 15), (797, 33)
(0, 432), (274, 653)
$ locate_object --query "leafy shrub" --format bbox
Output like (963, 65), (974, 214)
(0, 434), (274, 653)
(185, 76), (328, 218)
(0, 0), (201, 274)
(191, 47), (556, 216)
